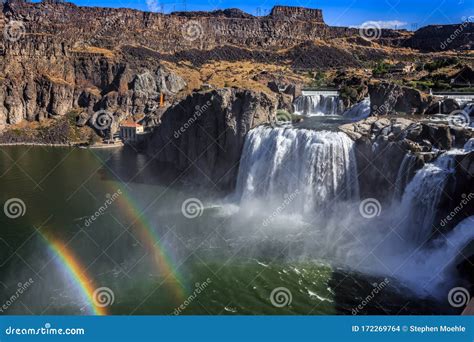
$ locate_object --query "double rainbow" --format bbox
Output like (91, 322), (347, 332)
(94, 151), (187, 302)
(110, 182), (187, 302)
(39, 151), (188, 314)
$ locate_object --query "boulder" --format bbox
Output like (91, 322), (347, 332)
(425, 98), (460, 115)
(369, 82), (433, 115)
(419, 123), (452, 150)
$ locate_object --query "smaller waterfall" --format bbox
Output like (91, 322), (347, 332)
(393, 153), (419, 199)
(462, 102), (474, 117)
(465, 138), (474, 152)
(394, 216), (474, 295)
(398, 151), (461, 244)
(235, 126), (359, 215)
(342, 98), (371, 121)
(294, 95), (344, 116)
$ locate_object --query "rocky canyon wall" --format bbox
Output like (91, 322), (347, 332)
(0, 1), (471, 129)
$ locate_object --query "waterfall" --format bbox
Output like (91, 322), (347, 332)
(465, 138), (474, 152)
(393, 216), (474, 295)
(294, 95), (344, 116)
(462, 102), (474, 117)
(228, 124), (473, 299)
(342, 98), (371, 121)
(398, 152), (460, 244)
(393, 153), (418, 199)
(235, 126), (359, 215)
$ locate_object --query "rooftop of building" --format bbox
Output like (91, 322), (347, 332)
(120, 121), (143, 128)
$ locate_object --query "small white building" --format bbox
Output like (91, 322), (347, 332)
(119, 121), (144, 143)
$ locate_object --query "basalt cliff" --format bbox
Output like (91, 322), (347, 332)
(0, 0), (472, 133)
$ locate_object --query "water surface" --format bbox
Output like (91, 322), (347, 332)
(0, 145), (450, 315)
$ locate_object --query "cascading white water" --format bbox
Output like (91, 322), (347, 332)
(294, 95), (344, 116)
(465, 138), (474, 151)
(397, 151), (461, 244)
(393, 153), (418, 199)
(342, 98), (371, 121)
(391, 216), (474, 295)
(229, 124), (472, 300)
(462, 103), (474, 126)
(235, 126), (359, 215)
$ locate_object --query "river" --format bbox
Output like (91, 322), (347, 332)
(0, 141), (457, 315)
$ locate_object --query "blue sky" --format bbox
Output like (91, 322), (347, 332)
(55, 0), (472, 28)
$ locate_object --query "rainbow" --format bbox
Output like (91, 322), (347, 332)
(41, 233), (107, 316)
(89, 151), (188, 305)
(110, 183), (187, 302)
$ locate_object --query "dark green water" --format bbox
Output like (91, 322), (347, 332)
(0, 146), (448, 315)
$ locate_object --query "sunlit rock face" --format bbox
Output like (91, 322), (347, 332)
(0, 31), (186, 128)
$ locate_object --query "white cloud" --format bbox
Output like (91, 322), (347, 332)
(354, 20), (408, 29)
(146, 0), (160, 12)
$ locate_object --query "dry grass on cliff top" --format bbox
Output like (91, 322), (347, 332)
(2, 114), (94, 144)
(70, 46), (115, 58)
(162, 60), (309, 95)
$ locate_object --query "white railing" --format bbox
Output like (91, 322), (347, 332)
(433, 93), (474, 101)
(301, 90), (339, 96)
